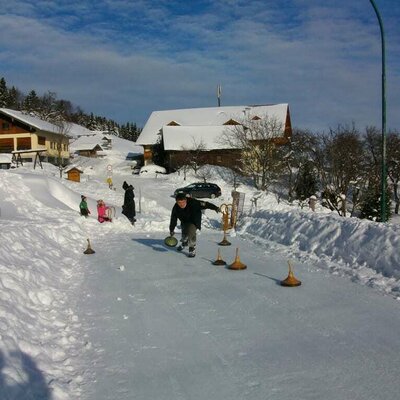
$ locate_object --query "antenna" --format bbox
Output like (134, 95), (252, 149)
(217, 84), (222, 107)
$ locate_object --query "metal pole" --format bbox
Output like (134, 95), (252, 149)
(369, 0), (387, 222)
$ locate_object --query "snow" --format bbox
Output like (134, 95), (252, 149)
(136, 104), (288, 146)
(70, 133), (144, 155)
(1, 150), (400, 400)
(139, 164), (167, 175)
(0, 108), (93, 138)
(163, 125), (235, 151)
(0, 153), (12, 163)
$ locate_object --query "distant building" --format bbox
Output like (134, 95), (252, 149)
(69, 134), (109, 157)
(65, 166), (83, 182)
(136, 104), (292, 171)
(0, 108), (93, 166)
(69, 132), (143, 164)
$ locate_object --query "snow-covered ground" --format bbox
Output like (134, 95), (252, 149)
(1, 153), (400, 400)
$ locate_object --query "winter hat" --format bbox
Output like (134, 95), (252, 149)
(175, 192), (187, 201)
(122, 181), (129, 190)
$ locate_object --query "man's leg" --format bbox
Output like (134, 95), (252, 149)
(177, 223), (190, 251)
(187, 224), (197, 257)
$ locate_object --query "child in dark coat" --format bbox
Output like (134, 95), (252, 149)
(122, 181), (136, 224)
(79, 195), (91, 217)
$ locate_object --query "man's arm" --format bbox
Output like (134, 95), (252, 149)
(169, 206), (178, 234)
(199, 200), (219, 212)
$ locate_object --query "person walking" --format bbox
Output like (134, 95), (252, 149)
(122, 181), (136, 225)
(79, 195), (91, 217)
(169, 192), (219, 257)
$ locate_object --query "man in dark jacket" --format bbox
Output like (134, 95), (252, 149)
(122, 181), (136, 224)
(169, 192), (219, 257)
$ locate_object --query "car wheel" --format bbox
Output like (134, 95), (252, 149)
(211, 193), (216, 199)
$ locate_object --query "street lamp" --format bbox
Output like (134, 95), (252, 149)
(369, 0), (387, 222)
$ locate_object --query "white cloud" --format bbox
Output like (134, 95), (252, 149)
(0, 0), (399, 130)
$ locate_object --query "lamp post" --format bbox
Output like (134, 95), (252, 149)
(369, 0), (387, 222)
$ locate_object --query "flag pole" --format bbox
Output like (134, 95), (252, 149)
(217, 84), (222, 107)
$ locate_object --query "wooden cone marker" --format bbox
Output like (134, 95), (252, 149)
(281, 260), (301, 287)
(228, 247), (247, 270)
(218, 231), (231, 246)
(83, 238), (95, 254)
(212, 248), (227, 266)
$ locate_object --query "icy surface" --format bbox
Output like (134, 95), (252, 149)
(0, 157), (400, 399)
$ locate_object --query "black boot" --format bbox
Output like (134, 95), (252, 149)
(177, 241), (188, 252)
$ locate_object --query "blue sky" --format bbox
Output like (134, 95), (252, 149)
(1, 0), (399, 132)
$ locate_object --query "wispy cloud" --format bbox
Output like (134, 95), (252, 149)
(1, 0), (399, 131)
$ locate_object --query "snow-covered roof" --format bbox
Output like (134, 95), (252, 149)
(163, 126), (236, 151)
(69, 134), (105, 152)
(69, 132), (144, 155)
(0, 108), (94, 137)
(66, 123), (95, 138)
(136, 104), (289, 146)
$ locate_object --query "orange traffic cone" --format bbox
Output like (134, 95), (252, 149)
(83, 238), (95, 254)
(228, 247), (247, 270)
(218, 231), (231, 246)
(281, 260), (301, 287)
(212, 248), (227, 266)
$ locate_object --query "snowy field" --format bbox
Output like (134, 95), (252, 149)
(0, 154), (400, 400)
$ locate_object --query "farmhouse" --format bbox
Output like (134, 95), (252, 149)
(0, 108), (92, 166)
(136, 104), (292, 171)
(69, 134), (106, 157)
(69, 132), (144, 166)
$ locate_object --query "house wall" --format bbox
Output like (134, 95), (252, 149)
(77, 149), (97, 157)
(143, 145), (153, 165)
(167, 149), (242, 172)
(67, 170), (81, 182)
(0, 116), (69, 162)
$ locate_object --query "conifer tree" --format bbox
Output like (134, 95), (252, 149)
(23, 90), (41, 112)
(8, 86), (22, 109)
(0, 77), (8, 107)
(295, 161), (318, 201)
(359, 180), (391, 221)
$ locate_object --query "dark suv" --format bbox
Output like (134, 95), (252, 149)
(174, 182), (222, 199)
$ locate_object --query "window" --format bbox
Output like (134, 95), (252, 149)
(0, 138), (13, 153)
(2, 122), (10, 130)
(17, 137), (31, 150)
(38, 136), (46, 145)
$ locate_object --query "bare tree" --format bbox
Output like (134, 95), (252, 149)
(54, 121), (72, 178)
(387, 131), (400, 214)
(177, 137), (208, 178)
(355, 126), (391, 221)
(279, 128), (319, 202)
(315, 125), (365, 216)
(219, 115), (283, 191)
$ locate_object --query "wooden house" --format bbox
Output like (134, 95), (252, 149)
(65, 166), (83, 182)
(0, 108), (71, 166)
(135, 104), (292, 172)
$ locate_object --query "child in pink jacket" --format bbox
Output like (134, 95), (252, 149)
(97, 200), (112, 223)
